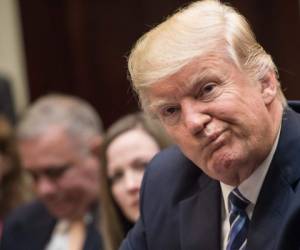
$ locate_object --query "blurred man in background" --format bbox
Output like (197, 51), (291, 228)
(1, 94), (104, 250)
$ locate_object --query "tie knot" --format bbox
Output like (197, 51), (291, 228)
(228, 188), (250, 211)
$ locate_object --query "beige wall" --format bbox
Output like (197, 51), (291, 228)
(0, 0), (28, 116)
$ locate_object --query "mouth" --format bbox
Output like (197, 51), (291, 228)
(43, 195), (66, 209)
(131, 199), (140, 208)
(46, 200), (64, 210)
(203, 129), (230, 158)
(204, 129), (226, 146)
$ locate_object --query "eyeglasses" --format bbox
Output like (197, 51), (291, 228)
(27, 164), (73, 183)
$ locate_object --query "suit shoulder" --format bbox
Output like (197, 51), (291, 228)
(1, 200), (56, 250)
(146, 145), (201, 181)
(4, 200), (52, 226)
(142, 145), (202, 203)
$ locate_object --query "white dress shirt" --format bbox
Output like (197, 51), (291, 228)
(45, 219), (70, 250)
(45, 214), (91, 250)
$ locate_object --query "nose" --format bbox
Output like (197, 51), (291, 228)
(124, 170), (141, 193)
(181, 99), (211, 136)
(35, 175), (56, 197)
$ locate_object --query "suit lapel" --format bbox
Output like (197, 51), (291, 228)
(27, 212), (56, 250)
(247, 108), (300, 250)
(83, 221), (102, 250)
(179, 174), (221, 250)
(247, 162), (292, 250)
(83, 204), (102, 250)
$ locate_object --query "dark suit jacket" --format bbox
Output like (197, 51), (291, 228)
(0, 200), (102, 250)
(120, 106), (300, 250)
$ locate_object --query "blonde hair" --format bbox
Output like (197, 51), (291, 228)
(128, 0), (286, 108)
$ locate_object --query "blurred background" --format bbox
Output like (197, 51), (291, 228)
(0, 0), (299, 128)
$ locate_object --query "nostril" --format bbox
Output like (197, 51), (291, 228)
(204, 126), (211, 135)
(181, 100), (211, 135)
(203, 125), (214, 137)
(186, 122), (204, 137)
(185, 114), (211, 136)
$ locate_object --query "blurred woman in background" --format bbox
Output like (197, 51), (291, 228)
(99, 112), (173, 250)
(0, 115), (31, 236)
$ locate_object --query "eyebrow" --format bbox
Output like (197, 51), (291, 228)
(187, 68), (216, 88)
(27, 163), (72, 175)
(148, 99), (173, 113)
(148, 68), (214, 112)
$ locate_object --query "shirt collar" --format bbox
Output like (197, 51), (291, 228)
(53, 213), (92, 234)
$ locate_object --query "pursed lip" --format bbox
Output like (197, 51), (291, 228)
(130, 198), (139, 208)
(200, 130), (228, 161)
(203, 129), (226, 147)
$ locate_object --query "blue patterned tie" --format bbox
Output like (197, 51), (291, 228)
(226, 188), (250, 250)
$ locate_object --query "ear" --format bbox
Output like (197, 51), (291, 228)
(259, 70), (278, 105)
(88, 135), (103, 156)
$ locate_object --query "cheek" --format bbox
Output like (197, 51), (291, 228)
(164, 126), (185, 145)
(57, 179), (87, 201)
(111, 184), (125, 206)
(137, 172), (144, 186)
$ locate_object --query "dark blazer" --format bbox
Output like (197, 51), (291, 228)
(0, 200), (102, 250)
(276, 191), (300, 250)
(120, 106), (300, 250)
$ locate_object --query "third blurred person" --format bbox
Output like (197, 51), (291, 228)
(99, 112), (173, 250)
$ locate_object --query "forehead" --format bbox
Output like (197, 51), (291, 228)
(18, 125), (78, 170)
(107, 128), (160, 156)
(106, 128), (160, 166)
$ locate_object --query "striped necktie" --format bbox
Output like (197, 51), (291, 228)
(226, 188), (250, 250)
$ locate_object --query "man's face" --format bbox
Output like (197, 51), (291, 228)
(146, 55), (281, 185)
(18, 126), (100, 219)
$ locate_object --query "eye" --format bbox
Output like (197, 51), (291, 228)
(159, 105), (181, 125)
(45, 164), (71, 180)
(133, 160), (148, 171)
(203, 83), (216, 93)
(163, 106), (179, 116)
(197, 82), (219, 101)
(109, 170), (124, 185)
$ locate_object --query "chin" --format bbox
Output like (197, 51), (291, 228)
(51, 210), (67, 219)
(132, 214), (140, 223)
(127, 212), (140, 223)
(216, 145), (240, 166)
(208, 152), (239, 176)
(48, 205), (71, 219)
